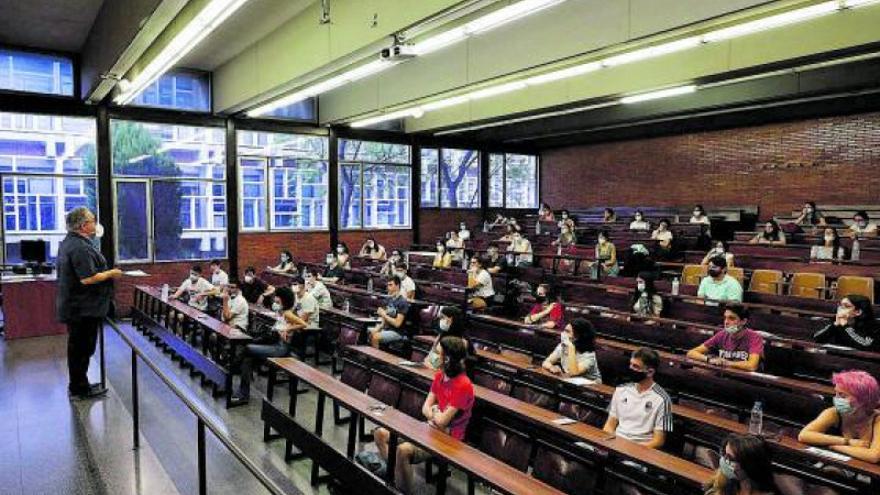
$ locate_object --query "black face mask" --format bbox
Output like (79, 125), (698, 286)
(626, 368), (649, 383)
(534, 294), (547, 303)
(708, 267), (723, 278)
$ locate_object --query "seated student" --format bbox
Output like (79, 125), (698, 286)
(592, 230), (619, 277)
(488, 212), (508, 229)
(557, 209), (576, 231)
(552, 224), (576, 249)
(380, 249), (404, 277)
(542, 318), (602, 382)
(798, 370), (880, 464)
(525, 283), (565, 329)
(220, 280), (249, 332)
(603, 347), (672, 448)
(432, 241), (452, 268)
(304, 268), (332, 310)
(458, 221), (471, 241)
(498, 224), (517, 242)
(289, 277), (320, 333)
(423, 306), (473, 370)
(319, 251), (345, 283)
(446, 230), (465, 262)
(620, 243), (656, 278)
(749, 220), (786, 245)
(603, 207), (617, 223)
(698, 256), (743, 302)
(374, 337), (474, 494)
(629, 210), (650, 231)
(393, 262), (417, 301)
(267, 250), (296, 274)
(704, 434), (779, 495)
(632, 271), (663, 317)
(701, 240), (735, 268)
(690, 204), (711, 226)
(368, 276), (410, 348)
(686, 305), (763, 371)
(507, 230), (533, 267)
(651, 218), (674, 257)
(358, 236), (386, 260)
(240, 266), (274, 307)
(232, 287), (297, 403)
(794, 201), (826, 228)
(170, 266), (215, 311)
(814, 295), (879, 352)
(209, 259), (229, 287)
(538, 202), (555, 222)
(811, 227), (846, 261)
(467, 256), (494, 310)
(484, 244), (508, 274)
(849, 210), (879, 238)
(335, 242), (352, 270)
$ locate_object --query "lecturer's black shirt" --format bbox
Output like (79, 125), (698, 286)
(56, 233), (113, 322)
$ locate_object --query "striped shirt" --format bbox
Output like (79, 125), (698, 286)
(607, 382), (673, 443)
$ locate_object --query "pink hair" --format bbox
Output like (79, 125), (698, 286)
(833, 370), (880, 411)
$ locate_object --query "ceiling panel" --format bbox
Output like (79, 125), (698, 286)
(0, 0), (105, 52)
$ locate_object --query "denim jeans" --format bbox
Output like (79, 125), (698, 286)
(237, 342), (290, 397)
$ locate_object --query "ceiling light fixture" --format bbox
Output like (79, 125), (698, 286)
(619, 85), (697, 104)
(701, 1), (839, 43)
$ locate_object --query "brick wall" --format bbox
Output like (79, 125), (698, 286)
(239, 232), (331, 272)
(338, 230), (413, 254)
(114, 261), (195, 316)
(420, 210), (484, 244)
(540, 111), (880, 220)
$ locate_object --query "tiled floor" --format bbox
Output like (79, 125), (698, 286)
(2, 322), (478, 495)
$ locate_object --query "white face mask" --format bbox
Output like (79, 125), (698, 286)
(291, 285), (301, 294)
(189, 274), (199, 282)
(825, 235), (835, 242)
(561, 332), (571, 345)
(724, 323), (742, 335)
(336, 247), (344, 254)
(837, 305), (853, 319)
(395, 271), (406, 278)
(326, 256), (335, 264)
(94, 223), (105, 238)
(635, 215), (643, 221)
(244, 275), (254, 283)
(460, 224), (466, 230)
(637, 282), (646, 292)
(271, 302), (281, 312)
(693, 211), (701, 217)
(437, 245), (444, 252)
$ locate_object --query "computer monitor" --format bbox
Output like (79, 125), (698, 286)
(20, 240), (47, 264)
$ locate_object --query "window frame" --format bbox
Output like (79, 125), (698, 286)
(488, 152), (541, 210)
(420, 147), (483, 210)
(0, 45), (78, 99)
(127, 68), (213, 114)
(338, 139), (413, 231)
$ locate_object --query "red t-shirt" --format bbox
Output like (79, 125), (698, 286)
(529, 302), (565, 329)
(430, 371), (475, 440)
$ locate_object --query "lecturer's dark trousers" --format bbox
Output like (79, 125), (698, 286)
(67, 317), (102, 393)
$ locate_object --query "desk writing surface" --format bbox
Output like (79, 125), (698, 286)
(2, 276), (66, 339)
(137, 286), (249, 340)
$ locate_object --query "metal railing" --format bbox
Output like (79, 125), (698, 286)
(100, 318), (292, 495)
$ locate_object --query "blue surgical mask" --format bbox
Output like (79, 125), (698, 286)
(724, 324), (741, 335)
(833, 396), (854, 415)
(438, 318), (451, 332)
(719, 456), (738, 480)
(271, 303), (281, 312)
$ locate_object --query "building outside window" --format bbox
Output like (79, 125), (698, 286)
(488, 153), (539, 209)
(130, 70), (211, 112)
(0, 49), (74, 96)
(339, 139), (411, 229)
(420, 147), (481, 209)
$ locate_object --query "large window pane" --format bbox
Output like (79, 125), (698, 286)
(340, 140), (409, 164)
(420, 148), (439, 207)
(440, 148), (480, 208)
(130, 70), (211, 112)
(239, 158), (266, 231)
(489, 153), (505, 208)
(0, 113), (96, 174)
(116, 182), (149, 261)
(504, 154), (539, 209)
(339, 139), (412, 229)
(153, 181), (226, 261)
(270, 159), (328, 229)
(339, 164), (362, 229)
(111, 121), (225, 179)
(364, 165), (410, 228)
(263, 98), (317, 122)
(0, 49), (74, 96)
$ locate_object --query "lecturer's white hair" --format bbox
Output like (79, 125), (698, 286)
(66, 207), (94, 233)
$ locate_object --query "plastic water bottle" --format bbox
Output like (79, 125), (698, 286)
(671, 277), (680, 296)
(366, 277), (374, 292)
(462, 255), (468, 270)
(161, 284), (170, 302)
(302, 266), (308, 278)
(852, 237), (861, 261)
(535, 221), (541, 235)
(343, 299), (351, 313)
(483, 220), (489, 233)
(748, 401), (763, 435)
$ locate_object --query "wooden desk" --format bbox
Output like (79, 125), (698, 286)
(267, 357), (565, 495)
(2, 275), (67, 339)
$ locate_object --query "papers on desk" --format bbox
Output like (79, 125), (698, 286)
(124, 270), (150, 277)
(552, 417), (578, 426)
(805, 447), (852, 462)
(748, 371), (779, 380)
(564, 377), (599, 386)
(398, 360), (422, 367)
(821, 344), (853, 351)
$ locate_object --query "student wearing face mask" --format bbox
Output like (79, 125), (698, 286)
(267, 250), (296, 274)
(432, 242), (452, 268)
(525, 284), (565, 329)
(631, 272), (663, 317)
(704, 434), (779, 495)
(651, 218), (674, 258)
(458, 221), (471, 241)
(368, 276), (411, 348)
(603, 347), (672, 448)
(393, 262), (417, 301)
(231, 287), (297, 404)
(849, 210), (878, 238)
(538, 203), (555, 222)
(380, 249), (404, 277)
(794, 201), (825, 228)
(240, 266), (274, 307)
(335, 242), (352, 269)
(320, 252), (345, 283)
(289, 277), (320, 331)
(506, 231), (533, 267)
(798, 370), (880, 464)
(209, 259), (229, 287)
(814, 295), (879, 352)
(358, 236), (386, 260)
(170, 265), (215, 311)
(446, 230), (465, 262)
(749, 220), (786, 246)
(690, 205), (711, 226)
(557, 209), (576, 231)
(423, 307), (472, 370)
(304, 268), (332, 310)
(542, 318), (601, 382)
(592, 230), (619, 277)
(687, 305), (763, 371)
(603, 207), (617, 224)
(467, 257), (494, 310)
(553, 224), (576, 248)
(484, 244), (507, 274)
(810, 227), (845, 261)
(701, 241), (735, 268)
(629, 210), (650, 231)
(697, 256), (743, 302)
(220, 280), (249, 332)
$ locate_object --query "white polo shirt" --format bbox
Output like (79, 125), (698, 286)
(607, 382), (673, 443)
(225, 294), (249, 331)
(211, 269), (229, 286)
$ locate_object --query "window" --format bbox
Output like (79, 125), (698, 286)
(262, 98), (317, 123)
(440, 148), (480, 208)
(489, 153), (539, 209)
(420, 148), (439, 207)
(0, 112), (97, 262)
(111, 120), (226, 262)
(130, 70), (211, 112)
(236, 131), (329, 231)
(339, 139), (411, 229)
(0, 49), (74, 96)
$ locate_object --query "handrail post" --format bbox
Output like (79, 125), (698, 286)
(99, 322), (106, 388)
(197, 418), (207, 495)
(131, 348), (140, 450)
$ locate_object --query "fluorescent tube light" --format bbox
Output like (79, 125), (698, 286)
(412, 27), (469, 55)
(619, 85), (697, 104)
(602, 37), (702, 67)
(116, 0), (251, 105)
(524, 62), (601, 85)
(421, 94), (472, 111)
(351, 108), (424, 128)
(467, 81), (528, 100)
(701, 1), (839, 43)
(843, 0), (880, 7)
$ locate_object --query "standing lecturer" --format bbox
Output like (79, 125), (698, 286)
(56, 207), (122, 399)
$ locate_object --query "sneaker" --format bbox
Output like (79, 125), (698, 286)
(83, 384), (109, 398)
(228, 394), (249, 407)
